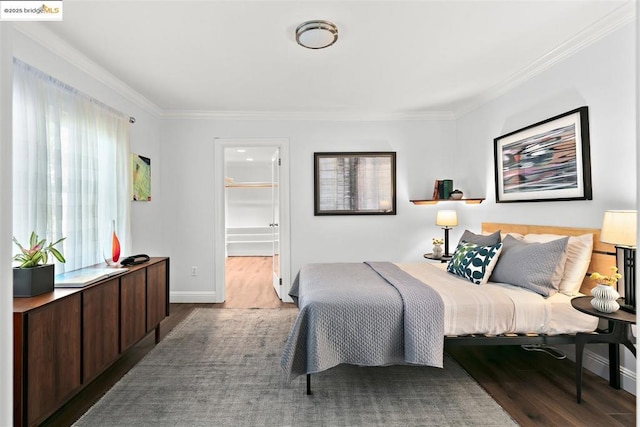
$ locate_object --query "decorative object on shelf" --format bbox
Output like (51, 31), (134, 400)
(449, 189), (463, 199)
(104, 220), (122, 266)
(432, 179), (454, 200)
(589, 266), (622, 313)
(296, 20), (338, 49)
(12, 231), (66, 297)
(435, 210), (457, 257)
(494, 106), (592, 203)
(599, 210), (637, 313)
(432, 238), (444, 259)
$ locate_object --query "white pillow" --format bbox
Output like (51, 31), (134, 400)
(522, 233), (593, 295)
(500, 232), (524, 241)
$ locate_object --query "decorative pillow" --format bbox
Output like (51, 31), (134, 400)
(490, 235), (569, 297)
(447, 241), (503, 285)
(522, 233), (593, 295)
(458, 229), (501, 246)
(501, 232), (524, 241)
(520, 235), (569, 292)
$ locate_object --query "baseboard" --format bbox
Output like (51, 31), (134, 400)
(559, 344), (636, 395)
(170, 291), (218, 303)
(582, 348), (636, 395)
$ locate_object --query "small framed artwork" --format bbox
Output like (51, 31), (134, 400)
(314, 152), (396, 215)
(494, 106), (592, 203)
(131, 153), (151, 201)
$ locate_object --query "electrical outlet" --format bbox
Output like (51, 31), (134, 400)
(191, 266), (198, 276)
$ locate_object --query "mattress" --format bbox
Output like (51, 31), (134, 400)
(396, 262), (598, 336)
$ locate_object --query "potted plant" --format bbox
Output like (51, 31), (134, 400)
(13, 232), (66, 297)
(589, 266), (622, 313)
(432, 238), (444, 259)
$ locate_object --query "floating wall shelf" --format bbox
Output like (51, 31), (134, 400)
(410, 198), (484, 205)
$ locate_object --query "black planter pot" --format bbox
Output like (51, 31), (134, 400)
(13, 264), (55, 297)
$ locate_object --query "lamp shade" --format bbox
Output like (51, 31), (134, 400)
(600, 210), (637, 248)
(436, 210), (458, 227)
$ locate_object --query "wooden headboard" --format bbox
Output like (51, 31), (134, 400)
(481, 222), (617, 295)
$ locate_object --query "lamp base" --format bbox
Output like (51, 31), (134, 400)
(618, 299), (636, 314)
(442, 227), (451, 258)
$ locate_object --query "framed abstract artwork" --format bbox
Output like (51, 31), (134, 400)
(314, 152), (396, 215)
(494, 106), (592, 203)
(131, 153), (151, 201)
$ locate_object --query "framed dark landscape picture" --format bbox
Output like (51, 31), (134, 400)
(494, 106), (592, 203)
(314, 152), (396, 215)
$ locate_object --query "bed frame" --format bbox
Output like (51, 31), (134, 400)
(443, 222), (616, 347)
(304, 222), (617, 395)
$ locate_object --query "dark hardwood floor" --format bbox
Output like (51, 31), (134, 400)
(43, 304), (636, 426)
(38, 257), (638, 425)
(447, 345), (636, 426)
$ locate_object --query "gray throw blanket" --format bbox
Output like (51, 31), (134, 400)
(281, 262), (444, 381)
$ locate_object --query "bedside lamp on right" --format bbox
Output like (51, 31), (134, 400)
(599, 210), (637, 313)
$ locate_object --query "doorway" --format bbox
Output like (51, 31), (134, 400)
(213, 138), (291, 305)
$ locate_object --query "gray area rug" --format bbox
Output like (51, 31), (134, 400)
(75, 308), (517, 426)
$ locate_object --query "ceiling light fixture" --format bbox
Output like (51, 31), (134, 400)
(296, 20), (338, 49)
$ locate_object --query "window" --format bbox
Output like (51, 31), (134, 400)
(12, 59), (130, 273)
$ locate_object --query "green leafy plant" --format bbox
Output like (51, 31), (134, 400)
(12, 232), (66, 268)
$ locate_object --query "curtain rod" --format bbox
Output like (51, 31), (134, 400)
(14, 57), (135, 125)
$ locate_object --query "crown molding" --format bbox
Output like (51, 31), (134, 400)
(161, 109), (455, 121)
(454, 1), (636, 119)
(13, 23), (163, 118)
(10, 1), (635, 123)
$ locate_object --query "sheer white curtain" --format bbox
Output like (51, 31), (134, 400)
(12, 59), (131, 273)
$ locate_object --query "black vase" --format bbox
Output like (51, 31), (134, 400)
(13, 264), (55, 297)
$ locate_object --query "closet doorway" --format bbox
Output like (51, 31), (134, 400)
(213, 138), (291, 306)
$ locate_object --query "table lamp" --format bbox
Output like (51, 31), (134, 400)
(599, 210), (637, 313)
(436, 210), (458, 257)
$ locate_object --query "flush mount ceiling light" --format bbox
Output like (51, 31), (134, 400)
(295, 20), (338, 49)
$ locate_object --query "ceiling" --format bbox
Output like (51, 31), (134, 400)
(17, 0), (635, 119)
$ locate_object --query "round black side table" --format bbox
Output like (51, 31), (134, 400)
(571, 296), (636, 403)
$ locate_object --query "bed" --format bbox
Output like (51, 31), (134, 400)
(280, 222), (617, 394)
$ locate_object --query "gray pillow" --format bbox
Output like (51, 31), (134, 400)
(490, 235), (569, 297)
(459, 229), (501, 246)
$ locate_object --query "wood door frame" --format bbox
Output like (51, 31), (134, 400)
(213, 138), (292, 303)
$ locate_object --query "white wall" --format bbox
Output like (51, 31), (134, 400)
(3, 14), (636, 413)
(455, 21), (637, 394)
(454, 22), (636, 229)
(160, 119), (456, 300)
(0, 23), (14, 427)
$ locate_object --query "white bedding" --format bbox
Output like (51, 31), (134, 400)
(396, 262), (598, 336)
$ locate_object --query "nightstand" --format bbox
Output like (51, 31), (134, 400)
(571, 296), (636, 403)
(423, 253), (452, 263)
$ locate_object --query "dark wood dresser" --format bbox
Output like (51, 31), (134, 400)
(13, 257), (170, 426)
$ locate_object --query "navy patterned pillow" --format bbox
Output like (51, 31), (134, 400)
(447, 241), (503, 285)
